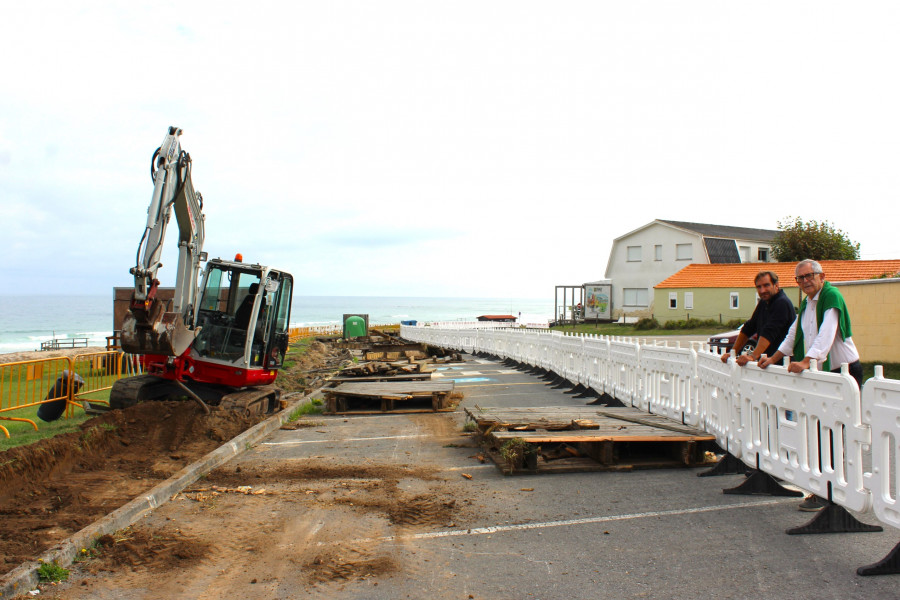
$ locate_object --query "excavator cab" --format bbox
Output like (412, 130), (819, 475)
(192, 259), (292, 370)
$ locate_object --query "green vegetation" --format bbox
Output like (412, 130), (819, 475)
(499, 437), (538, 474)
(863, 362), (900, 382)
(0, 403), (92, 452)
(772, 216), (860, 261)
(287, 398), (324, 421)
(37, 560), (69, 583)
(283, 336), (318, 370)
(74, 541), (102, 563)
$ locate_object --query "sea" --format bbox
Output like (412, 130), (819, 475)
(0, 295), (552, 355)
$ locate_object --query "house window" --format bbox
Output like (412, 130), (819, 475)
(654, 245), (662, 261)
(685, 292), (694, 310)
(758, 247), (770, 261)
(669, 292), (678, 309)
(676, 243), (692, 260)
(623, 288), (649, 307)
(626, 246), (642, 262)
(739, 246), (750, 262)
(730, 292), (740, 309)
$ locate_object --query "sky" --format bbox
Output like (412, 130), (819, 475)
(1, 2), (899, 300)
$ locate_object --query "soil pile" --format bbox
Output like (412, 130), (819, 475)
(0, 401), (266, 575)
(276, 340), (351, 393)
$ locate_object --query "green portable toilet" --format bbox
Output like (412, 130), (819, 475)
(344, 315), (367, 339)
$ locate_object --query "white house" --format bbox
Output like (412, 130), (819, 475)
(604, 220), (778, 318)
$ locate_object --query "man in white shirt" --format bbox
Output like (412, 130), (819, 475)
(758, 259), (861, 513)
(759, 259), (861, 386)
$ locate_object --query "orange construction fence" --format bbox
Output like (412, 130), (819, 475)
(287, 323), (400, 344)
(0, 351), (142, 438)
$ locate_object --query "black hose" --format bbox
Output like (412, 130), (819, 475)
(135, 227), (149, 271)
(150, 147), (160, 182)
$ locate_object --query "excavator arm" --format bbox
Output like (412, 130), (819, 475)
(121, 126), (207, 357)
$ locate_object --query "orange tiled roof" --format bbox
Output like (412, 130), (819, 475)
(655, 260), (900, 289)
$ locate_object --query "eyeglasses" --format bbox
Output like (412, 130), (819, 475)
(795, 272), (821, 282)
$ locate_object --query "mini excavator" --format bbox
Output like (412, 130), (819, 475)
(110, 126), (293, 414)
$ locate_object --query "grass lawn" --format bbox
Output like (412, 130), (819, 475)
(0, 402), (93, 451)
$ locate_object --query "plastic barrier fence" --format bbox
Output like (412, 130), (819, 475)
(0, 351), (140, 438)
(399, 323), (900, 539)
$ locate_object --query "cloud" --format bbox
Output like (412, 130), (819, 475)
(1, 1), (898, 299)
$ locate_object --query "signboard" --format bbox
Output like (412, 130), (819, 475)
(584, 283), (611, 320)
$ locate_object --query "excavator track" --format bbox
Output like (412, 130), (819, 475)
(109, 374), (181, 410)
(111, 375), (279, 417)
(217, 385), (281, 417)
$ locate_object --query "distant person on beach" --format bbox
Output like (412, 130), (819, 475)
(758, 259), (861, 512)
(721, 270), (795, 366)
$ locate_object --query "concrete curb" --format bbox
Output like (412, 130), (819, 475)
(0, 390), (320, 600)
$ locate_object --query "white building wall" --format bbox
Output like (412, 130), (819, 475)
(605, 223), (702, 318)
(734, 237), (775, 263)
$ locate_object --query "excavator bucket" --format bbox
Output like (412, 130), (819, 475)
(120, 303), (199, 357)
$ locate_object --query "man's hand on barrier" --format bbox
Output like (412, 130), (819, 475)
(788, 356), (812, 374)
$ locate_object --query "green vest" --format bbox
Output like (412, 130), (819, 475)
(792, 281), (852, 371)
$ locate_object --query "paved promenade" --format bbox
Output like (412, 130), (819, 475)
(42, 353), (900, 599)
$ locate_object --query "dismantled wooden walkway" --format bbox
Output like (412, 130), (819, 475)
(464, 406), (716, 475)
(324, 381), (456, 414)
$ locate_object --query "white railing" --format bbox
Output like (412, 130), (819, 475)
(402, 323), (900, 539)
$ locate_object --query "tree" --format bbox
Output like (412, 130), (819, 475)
(771, 216), (860, 262)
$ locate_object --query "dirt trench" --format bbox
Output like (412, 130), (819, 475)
(0, 340), (344, 578)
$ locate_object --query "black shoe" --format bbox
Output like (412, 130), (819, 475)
(798, 494), (827, 512)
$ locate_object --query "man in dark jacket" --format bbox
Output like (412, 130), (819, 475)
(721, 270), (796, 366)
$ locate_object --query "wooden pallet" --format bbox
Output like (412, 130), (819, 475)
(465, 406), (715, 475)
(324, 381), (455, 414)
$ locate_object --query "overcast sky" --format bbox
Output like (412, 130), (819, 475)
(1, 2), (898, 299)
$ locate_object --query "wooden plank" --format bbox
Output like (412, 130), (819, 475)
(328, 373), (432, 383)
(464, 406), (708, 437)
(329, 382), (454, 401)
(490, 430), (714, 443)
(592, 408), (704, 436)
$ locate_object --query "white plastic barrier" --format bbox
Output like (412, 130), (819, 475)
(863, 367), (900, 528)
(583, 335), (611, 395)
(399, 323), (900, 534)
(608, 338), (642, 408)
(537, 335), (554, 372)
(547, 332), (566, 377)
(695, 351), (742, 458)
(559, 334), (585, 385)
(641, 342), (698, 426)
(737, 361), (871, 513)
